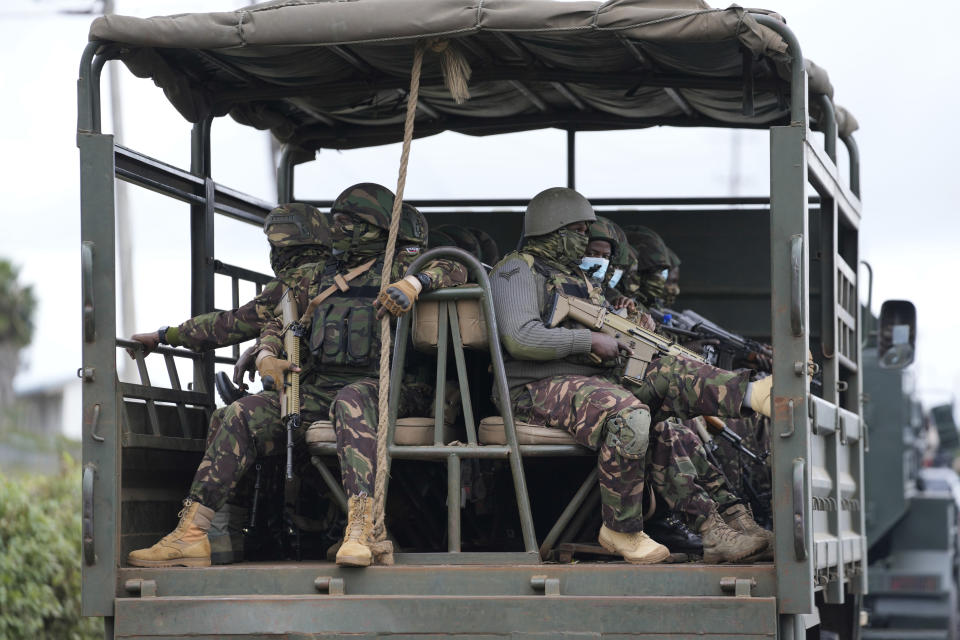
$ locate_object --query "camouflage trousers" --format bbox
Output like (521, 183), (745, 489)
(510, 355), (749, 533)
(190, 374), (434, 510)
(711, 415), (771, 519)
(648, 418), (740, 531)
(329, 378), (434, 496)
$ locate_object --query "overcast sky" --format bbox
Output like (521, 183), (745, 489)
(2, 0), (958, 417)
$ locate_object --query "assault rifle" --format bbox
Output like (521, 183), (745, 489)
(650, 308), (773, 372)
(263, 287), (304, 480)
(546, 292), (706, 385)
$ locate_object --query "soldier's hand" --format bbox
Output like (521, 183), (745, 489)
(127, 331), (160, 359)
(612, 296), (637, 314)
(590, 333), (622, 361)
(375, 276), (423, 318)
(257, 355), (299, 391)
(232, 344), (258, 390)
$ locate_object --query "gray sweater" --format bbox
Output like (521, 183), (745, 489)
(489, 255), (605, 391)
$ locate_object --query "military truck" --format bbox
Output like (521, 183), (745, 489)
(862, 312), (960, 640)
(78, 2), (916, 638)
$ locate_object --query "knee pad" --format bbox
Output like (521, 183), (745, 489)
(605, 406), (651, 460)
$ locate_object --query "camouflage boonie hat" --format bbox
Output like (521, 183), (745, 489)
(331, 182), (395, 230)
(468, 227), (500, 265)
(436, 225), (481, 260)
(400, 203), (428, 247)
(588, 217), (620, 256)
(263, 203), (330, 248)
(625, 225), (671, 271)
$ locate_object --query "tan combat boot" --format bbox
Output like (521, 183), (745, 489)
(722, 503), (774, 561)
(336, 494), (374, 567)
(598, 524), (671, 564)
(128, 499), (214, 568)
(699, 508), (766, 563)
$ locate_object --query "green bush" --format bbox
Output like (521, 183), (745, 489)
(0, 456), (102, 640)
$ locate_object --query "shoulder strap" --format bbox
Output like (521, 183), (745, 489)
(297, 258), (377, 325)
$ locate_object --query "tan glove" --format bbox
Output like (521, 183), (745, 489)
(749, 375), (773, 419)
(257, 354), (297, 391)
(376, 275), (423, 317)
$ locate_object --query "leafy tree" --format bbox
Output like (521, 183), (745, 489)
(0, 456), (102, 639)
(0, 259), (36, 409)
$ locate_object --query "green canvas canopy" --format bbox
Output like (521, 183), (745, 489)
(88, 0), (857, 151)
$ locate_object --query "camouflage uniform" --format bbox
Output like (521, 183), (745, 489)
(165, 203), (330, 351)
(492, 231), (750, 533)
(187, 189), (466, 510)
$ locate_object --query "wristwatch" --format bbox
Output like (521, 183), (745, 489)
(157, 326), (170, 345)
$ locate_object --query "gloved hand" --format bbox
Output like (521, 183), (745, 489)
(257, 354), (299, 391)
(233, 344), (258, 390)
(375, 276), (423, 318)
(127, 331), (160, 359)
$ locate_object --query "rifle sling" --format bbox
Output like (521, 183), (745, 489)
(297, 258), (377, 326)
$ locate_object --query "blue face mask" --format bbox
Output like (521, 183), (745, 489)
(608, 268), (624, 288)
(579, 256), (609, 281)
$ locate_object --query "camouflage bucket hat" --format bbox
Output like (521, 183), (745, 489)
(263, 203), (330, 248)
(625, 225), (671, 271)
(468, 227), (500, 265)
(436, 224), (481, 260)
(588, 216), (620, 256)
(399, 203), (428, 247)
(331, 182), (395, 230)
(428, 228), (457, 249)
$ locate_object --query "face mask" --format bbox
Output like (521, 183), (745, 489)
(579, 256), (609, 281)
(558, 229), (589, 267)
(608, 268), (624, 288)
(639, 271), (666, 303)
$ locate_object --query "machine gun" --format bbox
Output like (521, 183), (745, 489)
(650, 308), (773, 372)
(546, 292), (706, 385)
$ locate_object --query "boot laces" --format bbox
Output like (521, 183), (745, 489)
(158, 499), (194, 545)
(346, 494), (368, 541)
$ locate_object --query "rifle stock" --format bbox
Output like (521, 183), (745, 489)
(546, 292), (706, 385)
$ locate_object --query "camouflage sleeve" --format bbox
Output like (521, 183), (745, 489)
(258, 316), (285, 357)
(393, 249), (468, 291)
(167, 279), (283, 352)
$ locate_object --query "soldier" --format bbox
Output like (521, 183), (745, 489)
(622, 225), (672, 310)
(126, 183), (467, 569)
(126, 203), (329, 563)
(467, 226), (501, 267)
(489, 187), (775, 564)
(585, 216), (641, 317)
(664, 246), (681, 308)
(127, 203), (329, 360)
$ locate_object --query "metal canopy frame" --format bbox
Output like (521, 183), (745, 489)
(78, 11), (866, 638)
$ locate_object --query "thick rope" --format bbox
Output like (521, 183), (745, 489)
(370, 38), (472, 564)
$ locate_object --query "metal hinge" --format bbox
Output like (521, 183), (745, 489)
(125, 579), (157, 598)
(720, 576), (756, 598)
(530, 574), (561, 596)
(314, 576), (345, 595)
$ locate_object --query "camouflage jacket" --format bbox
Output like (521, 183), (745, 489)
(167, 262), (320, 352)
(259, 246), (466, 379)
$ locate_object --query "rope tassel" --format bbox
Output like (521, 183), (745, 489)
(430, 39), (472, 104)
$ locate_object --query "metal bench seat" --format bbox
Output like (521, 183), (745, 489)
(306, 418), (457, 451)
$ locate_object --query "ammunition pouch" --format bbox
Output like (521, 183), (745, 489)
(309, 288), (380, 370)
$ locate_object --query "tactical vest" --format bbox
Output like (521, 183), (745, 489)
(307, 256), (385, 376)
(512, 251), (609, 367)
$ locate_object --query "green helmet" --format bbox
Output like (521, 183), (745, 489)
(468, 227), (500, 265)
(263, 203), (329, 248)
(665, 245), (682, 269)
(436, 225), (481, 260)
(399, 203), (428, 247)
(625, 225), (671, 271)
(331, 182), (395, 230)
(428, 228), (457, 250)
(523, 187), (596, 237)
(588, 216), (620, 256)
